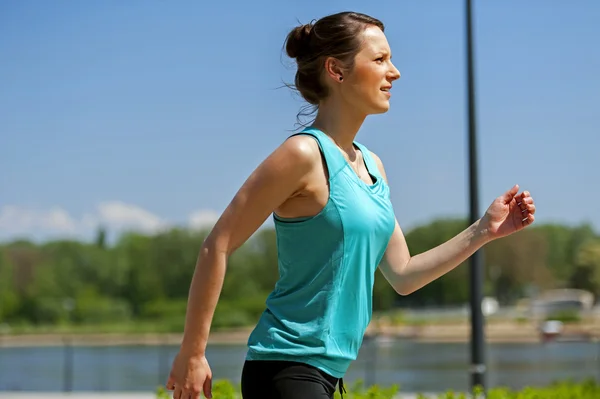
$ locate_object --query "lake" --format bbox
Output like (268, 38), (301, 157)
(1, 338), (598, 394)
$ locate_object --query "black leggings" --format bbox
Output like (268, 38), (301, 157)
(241, 360), (345, 399)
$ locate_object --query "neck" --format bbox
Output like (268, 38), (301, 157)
(311, 98), (366, 153)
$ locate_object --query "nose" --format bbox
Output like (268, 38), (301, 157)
(388, 62), (401, 81)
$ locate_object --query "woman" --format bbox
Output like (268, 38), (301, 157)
(166, 11), (536, 399)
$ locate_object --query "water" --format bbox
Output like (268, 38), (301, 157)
(0, 339), (598, 393)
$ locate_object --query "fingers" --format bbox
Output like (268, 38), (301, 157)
(166, 376), (176, 391)
(203, 374), (213, 399)
(165, 353), (210, 399)
(525, 202), (536, 214)
(516, 190), (536, 227)
(522, 212), (535, 226)
(517, 192), (534, 211)
(166, 376), (195, 399)
(185, 388), (202, 399)
(169, 384), (202, 399)
(502, 184), (520, 204)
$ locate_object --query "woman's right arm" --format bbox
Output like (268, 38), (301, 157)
(167, 135), (319, 398)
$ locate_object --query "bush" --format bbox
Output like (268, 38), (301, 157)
(155, 378), (600, 399)
(73, 292), (132, 324)
(545, 309), (581, 323)
(211, 301), (255, 329)
(32, 298), (72, 324)
(141, 299), (188, 319)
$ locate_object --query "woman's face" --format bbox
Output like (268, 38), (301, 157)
(340, 26), (401, 115)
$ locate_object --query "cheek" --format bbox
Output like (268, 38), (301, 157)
(349, 66), (380, 96)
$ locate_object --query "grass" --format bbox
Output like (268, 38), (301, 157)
(155, 378), (600, 399)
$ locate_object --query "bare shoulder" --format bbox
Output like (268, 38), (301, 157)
(369, 150), (389, 183)
(277, 134), (322, 167)
(203, 133), (322, 254)
(246, 133), (322, 194)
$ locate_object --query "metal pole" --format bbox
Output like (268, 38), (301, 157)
(159, 335), (168, 386)
(63, 337), (74, 392)
(466, 0), (486, 393)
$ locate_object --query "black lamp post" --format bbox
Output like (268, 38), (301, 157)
(465, 0), (487, 393)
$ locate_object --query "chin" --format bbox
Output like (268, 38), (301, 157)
(357, 98), (391, 116)
(370, 102), (391, 114)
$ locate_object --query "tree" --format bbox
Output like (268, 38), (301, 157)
(398, 218), (470, 306)
(484, 229), (552, 304)
(570, 239), (600, 296)
(0, 248), (19, 321)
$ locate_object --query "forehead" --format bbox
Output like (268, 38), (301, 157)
(357, 26), (391, 55)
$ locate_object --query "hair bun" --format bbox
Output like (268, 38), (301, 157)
(285, 23), (313, 59)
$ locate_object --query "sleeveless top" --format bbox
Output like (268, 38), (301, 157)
(245, 126), (396, 378)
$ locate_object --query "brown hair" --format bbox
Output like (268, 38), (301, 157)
(284, 12), (385, 124)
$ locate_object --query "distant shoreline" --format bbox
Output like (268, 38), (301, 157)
(2, 321), (598, 348)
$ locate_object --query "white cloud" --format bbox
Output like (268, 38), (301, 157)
(96, 201), (167, 233)
(0, 203), (220, 242)
(0, 205), (78, 236)
(188, 209), (220, 230)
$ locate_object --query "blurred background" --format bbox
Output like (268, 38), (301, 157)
(1, 0), (599, 397)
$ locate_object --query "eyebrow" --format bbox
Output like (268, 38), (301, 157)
(375, 50), (392, 58)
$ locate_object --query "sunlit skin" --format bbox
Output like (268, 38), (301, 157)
(277, 26), (401, 220)
(327, 26), (401, 117)
(313, 26), (401, 152)
(165, 24), (536, 399)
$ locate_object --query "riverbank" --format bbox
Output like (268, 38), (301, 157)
(0, 395), (155, 399)
(0, 394), (451, 399)
(2, 320), (599, 347)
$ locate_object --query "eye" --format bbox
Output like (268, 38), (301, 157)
(375, 57), (384, 63)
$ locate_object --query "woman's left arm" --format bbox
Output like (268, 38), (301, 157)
(370, 151), (536, 295)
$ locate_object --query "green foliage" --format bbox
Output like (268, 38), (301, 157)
(72, 286), (132, 323)
(545, 309), (581, 323)
(212, 300), (256, 329)
(156, 380), (241, 399)
(155, 379), (600, 399)
(0, 220), (598, 332)
(333, 379), (399, 399)
(0, 251), (19, 319)
(483, 228), (551, 305)
(570, 239), (600, 296)
(399, 218), (471, 305)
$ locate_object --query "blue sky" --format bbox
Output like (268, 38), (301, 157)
(1, 0), (598, 243)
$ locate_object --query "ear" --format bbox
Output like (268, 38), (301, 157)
(324, 56), (345, 83)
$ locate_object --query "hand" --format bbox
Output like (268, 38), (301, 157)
(166, 350), (212, 399)
(481, 184), (536, 240)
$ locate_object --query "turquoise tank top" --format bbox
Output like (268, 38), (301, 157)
(245, 127), (396, 378)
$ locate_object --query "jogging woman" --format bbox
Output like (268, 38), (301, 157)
(166, 11), (536, 399)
